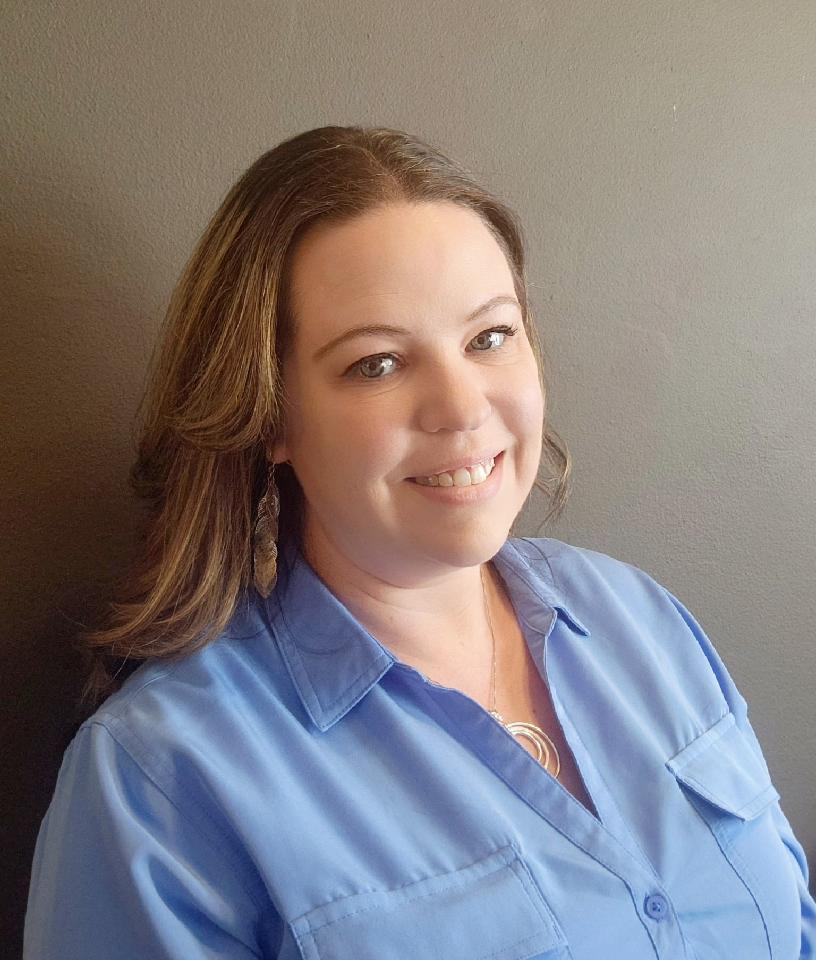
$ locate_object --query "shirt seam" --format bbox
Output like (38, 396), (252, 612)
(674, 772), (778, 819)
(300, 853), (564, 958)
(426, 691), (645, 897)
(495, 540), (561, 639)
(668, 711), (735, 769)
(688, 791), (775, 955)
(93, 662), (184, 724)
(92, 717), (271, 919)
(518, 536), (559, 587)
(516, 538), (591, 637)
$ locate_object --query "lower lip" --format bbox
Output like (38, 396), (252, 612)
(404, 451), (505, 504)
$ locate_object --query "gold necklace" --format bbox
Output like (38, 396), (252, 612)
(480, 565), (561, 777)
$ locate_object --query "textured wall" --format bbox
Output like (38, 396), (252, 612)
(3, 0), (814, 947)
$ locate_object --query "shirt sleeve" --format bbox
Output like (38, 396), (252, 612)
(24, 720), (282, 959)
(661, 585), (816, 959)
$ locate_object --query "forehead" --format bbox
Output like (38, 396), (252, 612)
(287, 202), (514, 336)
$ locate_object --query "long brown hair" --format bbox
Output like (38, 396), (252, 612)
(78, 125), (572, 711)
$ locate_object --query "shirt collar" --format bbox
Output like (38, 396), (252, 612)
(263, 533), (590, 732)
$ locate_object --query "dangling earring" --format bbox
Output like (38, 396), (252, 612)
(253, 458), (281, 598)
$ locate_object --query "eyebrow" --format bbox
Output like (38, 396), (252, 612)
(312, 295), (521, 362)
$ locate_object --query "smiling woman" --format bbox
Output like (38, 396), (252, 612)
(269, 199), (547, 590)
(24, 126), (814, 960)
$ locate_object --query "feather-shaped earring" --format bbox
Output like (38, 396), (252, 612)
(252, 459), (281, 598)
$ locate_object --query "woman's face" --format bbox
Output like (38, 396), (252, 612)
(273, 201), (545, 581)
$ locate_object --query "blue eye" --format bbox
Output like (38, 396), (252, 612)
(351, 353), (395, 380)
(345, 324), (519, 382)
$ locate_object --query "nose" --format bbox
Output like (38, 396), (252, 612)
(414, 357), (492, 434)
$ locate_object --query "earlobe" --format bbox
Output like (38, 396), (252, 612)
(269, 438), (290, 465)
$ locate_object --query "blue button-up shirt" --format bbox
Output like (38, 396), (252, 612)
(25, 535), (815, 959)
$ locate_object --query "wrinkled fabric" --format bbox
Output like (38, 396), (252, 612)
(25, 535), (815, 959)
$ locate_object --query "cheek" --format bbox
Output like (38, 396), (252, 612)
(308, 394), (400, 476)
(338, 423), (394, 477)
(506, 376), (545, 485)
(507, 370), (545, 437)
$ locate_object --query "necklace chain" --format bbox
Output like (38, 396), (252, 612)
(480, 564), (561, 777)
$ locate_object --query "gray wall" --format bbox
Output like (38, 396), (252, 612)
(3, 0), (814, 943)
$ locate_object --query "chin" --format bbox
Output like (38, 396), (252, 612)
(419, 523), (513, 567)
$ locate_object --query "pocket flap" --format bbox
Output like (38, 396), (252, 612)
(290, 842), (568, 960)
(666, 712), (780, 821)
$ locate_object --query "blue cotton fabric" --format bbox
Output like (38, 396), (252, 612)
(25, 535), (816, 959)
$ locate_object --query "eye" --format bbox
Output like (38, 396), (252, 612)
(348, 353), (396, 380)
(344, 324), (519, 382)
(470, 326), (516, 353)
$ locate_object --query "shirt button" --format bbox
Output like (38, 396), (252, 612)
(644, 893), (669, 920)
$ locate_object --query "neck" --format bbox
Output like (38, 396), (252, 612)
(298, 525), (507, 676)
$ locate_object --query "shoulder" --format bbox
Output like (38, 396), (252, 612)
(507, 534), (672, 610)
(43, 601), (290, 911)
(508, 533), (704, 640)
(28, 629), (280, 957)
(81, 594), (290, 795)
(507, 535), (746, 716)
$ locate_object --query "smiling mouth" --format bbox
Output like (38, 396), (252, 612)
(407, 450), (504, 487)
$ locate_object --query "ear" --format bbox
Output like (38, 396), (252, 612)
(270, 437), (290, 465)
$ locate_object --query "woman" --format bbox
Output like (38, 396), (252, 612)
(25, 126), (814, 959)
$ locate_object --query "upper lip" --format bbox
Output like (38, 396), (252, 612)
(407, 448), (504, 479)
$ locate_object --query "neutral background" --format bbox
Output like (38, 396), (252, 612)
(3, 0), (814, 949)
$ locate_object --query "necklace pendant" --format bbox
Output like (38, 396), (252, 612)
(505, 720), (561, 777)
(481, 566), (560, 778)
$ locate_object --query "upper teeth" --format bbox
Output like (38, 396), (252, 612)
(414, 456), (496, 487)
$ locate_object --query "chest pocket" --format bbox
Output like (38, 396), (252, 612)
(289, 842), (572, 960)
(666, 711), (801, 960)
